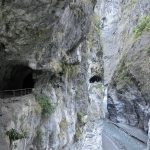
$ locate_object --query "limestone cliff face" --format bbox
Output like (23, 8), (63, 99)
(1, 0), (150, 149)
(99, 0), (150, 148)
(0, 0), (104, 150)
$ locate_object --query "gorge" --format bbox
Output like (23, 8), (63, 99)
(0, 0), (150, 150)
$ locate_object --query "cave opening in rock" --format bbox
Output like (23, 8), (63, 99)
(89, 75), (101, 83)
(3, 65), (35, 90)
(23, 73), (34, 89)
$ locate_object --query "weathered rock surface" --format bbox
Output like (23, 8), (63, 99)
(1, 0), (150, 149)
(100, 0), (150, 149)
(0, 0), (104, 150)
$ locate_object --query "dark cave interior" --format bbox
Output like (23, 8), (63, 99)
(89, 75), (102, 83)
(3, 65), (35, 90)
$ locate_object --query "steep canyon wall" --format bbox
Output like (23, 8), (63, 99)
(0, 0), (104, 150)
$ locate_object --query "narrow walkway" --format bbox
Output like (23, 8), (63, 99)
(0, 88), (33, 99)
(108, 121), (148, 143)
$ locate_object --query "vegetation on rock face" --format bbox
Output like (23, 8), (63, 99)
(61, 63), (79, 78)
(114, 54), (130, 86)
(77, 111), (84, 126)
(37, 129), (45, 136)
(35, 94), (55, 117)
(133, 13), (150, 39)
(75, 129), (82, 141)
(47, 59), (79, 78)
(88, 13), (100, 42)
(34, 103), (42, 115)
(74, 110), (85, 141)
(6, 129), (28, 142)
(88, 96), (91, 103)
(89, 13), (100, 30)
(59, 120), (68, 131)
(47, 83), (53, 90)
(147, 46), (150, 55)
(49, 59), (63, 74)
(121, 0), (136, 12)
(19, 115), (26, 122)
(87, 12), (103, 59)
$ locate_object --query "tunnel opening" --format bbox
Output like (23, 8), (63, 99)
(23, 73), (34, 89)
(0, 65), (44, 98)
(89, 75), (102, 83)
(3, 65), (35, 90)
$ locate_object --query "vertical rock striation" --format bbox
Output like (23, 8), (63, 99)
(98, 0), (150, 148)
(0, 0), (104, 150)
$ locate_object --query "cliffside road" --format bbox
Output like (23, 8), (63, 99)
(102, 132), (121, 150)
(102, 121), (146, 150)
(109, 121), (148, 143)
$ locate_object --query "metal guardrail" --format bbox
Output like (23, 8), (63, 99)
(0, 88), (33, 99)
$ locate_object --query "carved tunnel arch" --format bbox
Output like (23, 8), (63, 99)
(89, 75), (102, 83)
(3, 65), (35, 90)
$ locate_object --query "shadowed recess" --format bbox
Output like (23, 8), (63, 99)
(3, 65), (35, 90)
(89, 75), (102, 83)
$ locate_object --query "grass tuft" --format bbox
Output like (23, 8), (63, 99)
(35, 94), (55, 117)
(133, 13), (150, 39)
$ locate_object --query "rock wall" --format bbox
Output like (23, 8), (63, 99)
(0, 0), (104, 150)
(1, 0), (150, 149)
(98, 0), (150, 148)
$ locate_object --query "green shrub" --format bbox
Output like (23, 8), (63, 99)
(133, 13), (150, 39)
(6, 129), (28, 142)
(37, 129), (44, 136)
(35, 94), (55, 117)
